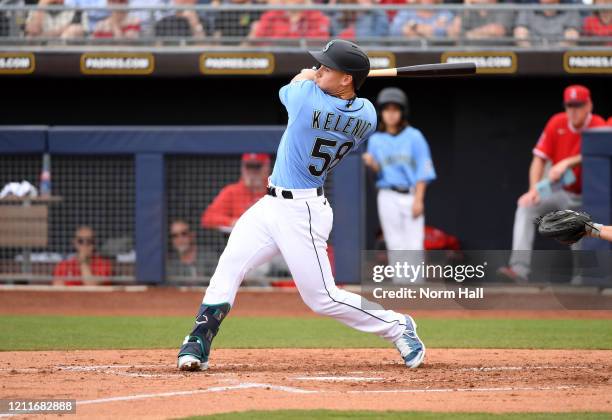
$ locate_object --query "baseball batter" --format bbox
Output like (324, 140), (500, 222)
(177, 40), (425, 372)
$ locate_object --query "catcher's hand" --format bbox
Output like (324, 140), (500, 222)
(535, 210), (598, 245)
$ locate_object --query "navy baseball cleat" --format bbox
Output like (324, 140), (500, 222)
(177, 336), (207, 371)
(177, 303), (230, 372)
(394, 315), (426, 368)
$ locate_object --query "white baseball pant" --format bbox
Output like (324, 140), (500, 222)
(377, 189), (425, 283)
(203, 190), (407, 342)
(509, 189), (582, 278)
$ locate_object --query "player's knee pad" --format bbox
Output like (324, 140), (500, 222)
(187, 302), (231, 349)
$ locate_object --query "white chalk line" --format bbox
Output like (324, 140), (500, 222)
(1, 363), (594, 382)
(459, 365), (590, 372)
(293, 376), (384, 382)
(0, 364), (594, 374)
(78, 382), (316, 406)
(0, 383), (314, 418)
(0, 364), (185, 379)
(0, 383), (587, 417)
(56, 365), (182, 378)
(0, 364), (159, 372)
(347, 385), (579, 394)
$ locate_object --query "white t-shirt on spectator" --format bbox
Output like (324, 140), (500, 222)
(65, 0), (108, 30)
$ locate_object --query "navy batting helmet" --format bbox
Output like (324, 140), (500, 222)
(377, 87), (409, 118)
(309, 40), (370, 90)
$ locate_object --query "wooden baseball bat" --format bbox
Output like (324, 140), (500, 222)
(368, 62), (477, 77)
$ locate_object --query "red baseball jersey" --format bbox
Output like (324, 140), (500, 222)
(583, 14), (612, 43)
(53, 255), (113, 286)
(533, 112), (606, 194)
(253, 11), (330, 39)
(201, 179), (267, 229)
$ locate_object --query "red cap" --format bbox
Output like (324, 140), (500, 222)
(241, 153), (270, 164)
(564, 85), (591, 105)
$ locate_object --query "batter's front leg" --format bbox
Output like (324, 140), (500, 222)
(178, 197), (280, 371)
(204, 197), (280, 307)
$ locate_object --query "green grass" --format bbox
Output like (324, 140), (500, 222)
(180, 410), (612, 420)
(1, 315), (611, 351)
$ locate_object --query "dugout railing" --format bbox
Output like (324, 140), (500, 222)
(0, 126), (360, 285)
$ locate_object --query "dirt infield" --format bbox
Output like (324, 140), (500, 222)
(1, 288), (612, 419)
(1, 288), (612, 318)
(1, 348), (612, 419)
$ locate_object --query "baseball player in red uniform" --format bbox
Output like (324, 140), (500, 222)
(498, 85), (606, 283)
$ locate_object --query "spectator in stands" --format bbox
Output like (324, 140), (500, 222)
(129, 0), (163, 32)
(211, 0), (262, 39)
(329, 0), (389, 39)
(167, 219), (210, 280)
(497, 85), (607, 284)
(514, 0), (580, 47)
(155, 0), (206, 38)
(25, 0), (79, 38)
(53, 225), (112, 286)
(1, 0), (24, 38)
(582, 0), (612, 45)
(250, 0), (330, 40)
(448, 0), (513, 42)
(92, 0), (141, 39)
(379, 0), (408, 21)
(390, 0), (454, 39)
(201, 153), (270, 230)
(64, 0), (109, 35)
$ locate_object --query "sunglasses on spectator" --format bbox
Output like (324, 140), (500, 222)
(171, 230), (190, 239)
(244, 163), (263, 170)
(75, 237), (94, 245)
(564, 102), (587, 108)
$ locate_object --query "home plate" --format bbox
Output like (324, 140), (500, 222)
(293, 376), (384, 382)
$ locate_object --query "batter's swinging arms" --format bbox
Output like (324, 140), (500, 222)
(177, 40), (426, 372)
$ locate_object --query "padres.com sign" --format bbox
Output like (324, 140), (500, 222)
(200, 53), (275, 75)
(80, 53), (154, 75)
(564, 51), (612, 74)
(367, 52), (396, 70)
(441, 51), (517, 74)
(0, 53), (35, 74)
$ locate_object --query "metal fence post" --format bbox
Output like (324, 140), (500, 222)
(135, 153), (166, 284)
(331, 153), (365, 284)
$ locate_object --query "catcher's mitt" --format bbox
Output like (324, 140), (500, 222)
(534, 210), (596, 245)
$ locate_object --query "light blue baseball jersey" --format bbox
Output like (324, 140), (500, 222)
(270, 80), (377, 189)
(366, 127), (436, 189)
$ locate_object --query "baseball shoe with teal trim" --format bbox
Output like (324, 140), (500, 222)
(177, 335), (208, 371)
(394, 315), (426, 368)
(177, 303), (231, 372)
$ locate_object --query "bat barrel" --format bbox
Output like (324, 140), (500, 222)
(397, 62), (477, 77)
(368, 62), (477, 78)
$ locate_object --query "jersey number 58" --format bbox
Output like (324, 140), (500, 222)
(308, 137), (354, 177)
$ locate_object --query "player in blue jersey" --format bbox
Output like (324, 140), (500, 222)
(177, 40), (426, 372)
(363, 88), (436, 283)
